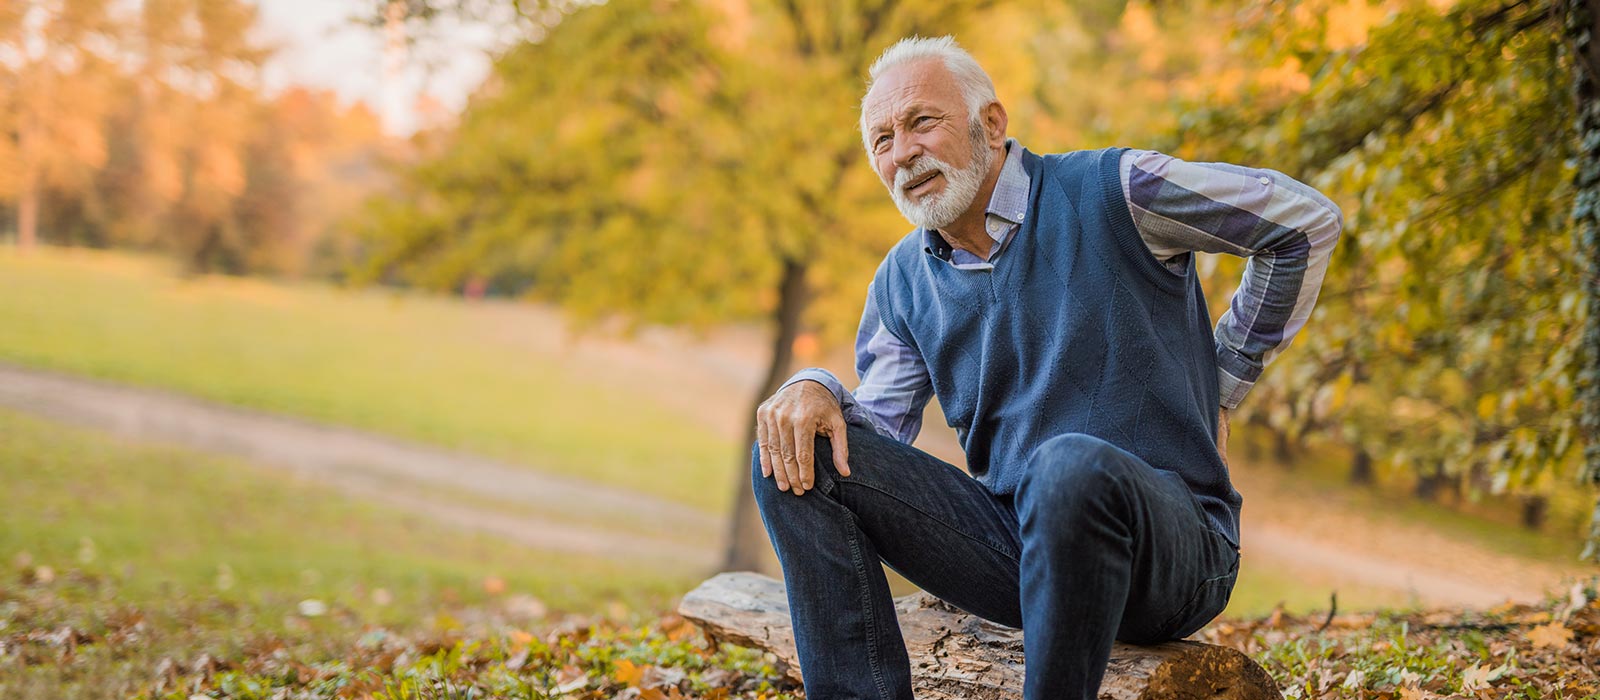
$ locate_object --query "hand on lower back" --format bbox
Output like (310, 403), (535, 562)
(1216, 407), (1231, 468)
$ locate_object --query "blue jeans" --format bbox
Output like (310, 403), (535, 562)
(751, 425), (1240, 700)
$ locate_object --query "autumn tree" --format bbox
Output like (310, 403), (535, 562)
(1167, 0), (1592, 537)
(0, 0), (121, 251)
(1, 0), (392, 276)
(356, 0), (1059, 572)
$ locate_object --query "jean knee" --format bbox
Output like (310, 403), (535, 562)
(1021, 433), (1131, 510)
(749, 440), (772, 496)
(749, 435), (840, 503)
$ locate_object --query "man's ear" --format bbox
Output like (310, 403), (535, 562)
(984, 101), (1009, 149)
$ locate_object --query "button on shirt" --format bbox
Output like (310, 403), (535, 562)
(787, 138), (1343, 445)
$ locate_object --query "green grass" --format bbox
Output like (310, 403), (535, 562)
(4, 245), (1592, 637)
(1233, 427), (1592, 564)
(1226, 563), (1415, 618)
(0, 247), (737, 514)
(0, 407), (697, 620)
(0, 406), (712, 699)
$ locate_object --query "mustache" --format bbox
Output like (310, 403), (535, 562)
(894, 157), (950, 189)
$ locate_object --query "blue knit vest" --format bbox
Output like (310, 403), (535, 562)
(871, 146), (1243, 545)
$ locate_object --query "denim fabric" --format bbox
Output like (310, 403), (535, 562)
(751, 424), (1240, 700)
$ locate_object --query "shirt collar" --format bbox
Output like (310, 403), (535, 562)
(922, 138), (1030, 262)
(987, 138), (1029, 227)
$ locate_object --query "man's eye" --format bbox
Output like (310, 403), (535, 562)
(875, 135), (892, 149)
(914, 116), (933, 127)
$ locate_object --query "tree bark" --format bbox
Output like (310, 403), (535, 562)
(680, 572), (1283, 700)
(1569, 0), (1600, 560)
(721, 256), (809, 573)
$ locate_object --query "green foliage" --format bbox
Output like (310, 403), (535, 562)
(1168, 0), (1591, 542)
(354, 0), (1023, 342)
(356, 0), (774, 329)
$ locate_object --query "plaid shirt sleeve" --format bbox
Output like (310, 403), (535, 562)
(1119, 149), (1344, 410)
(780, 280), (933, 445)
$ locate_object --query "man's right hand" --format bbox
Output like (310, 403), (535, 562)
(756, 380), (852, 496)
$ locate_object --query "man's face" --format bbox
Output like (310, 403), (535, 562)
(861, 58), (991, 230)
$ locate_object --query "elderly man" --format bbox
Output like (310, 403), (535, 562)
(750, 36), (1341, 699)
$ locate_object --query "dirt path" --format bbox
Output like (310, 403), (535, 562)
(2, 357), (1590, 609)
(0, 362), (721, 574)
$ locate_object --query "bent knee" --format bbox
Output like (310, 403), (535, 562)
(1022, 433), (1133, 501)
(748, 434), (842, 500)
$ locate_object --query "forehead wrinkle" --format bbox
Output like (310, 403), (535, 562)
(867, 86), (957, 127)
(861, 60), (967, 156)
(867, 101), (937, 134)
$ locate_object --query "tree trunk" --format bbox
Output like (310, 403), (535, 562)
(1413, 462), (1458, 503)
(16, 175), (37, 251)
(1349, 446), (1374, 485)
(1272, 426), (1295, 467)
(721, 256), (809, 573)
(680, 572), (1283, 700)
(1520, 494), (1549, 531)
(1567, 0), (1600, 559)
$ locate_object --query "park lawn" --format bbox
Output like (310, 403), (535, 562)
(0, 246), (739, 514)
(1226, 564), (1413, 618)
(0, 406), (707, 699)
(1230, 427), (1593, 566)
(0, 407), (698, 623)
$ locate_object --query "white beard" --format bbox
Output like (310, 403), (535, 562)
(889, 137), (994, 231)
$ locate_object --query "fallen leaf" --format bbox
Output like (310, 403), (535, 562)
(615, 658), (646, 687)
(1397, 685), (1431, 700)
(1527, 621), (1574, 650)
(556, 663), (585, 684)
(1342, 668), (1367, 689)
(1461, 664), (1492, 692)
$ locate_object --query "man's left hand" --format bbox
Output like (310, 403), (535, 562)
(1216, 407), (1231, 468)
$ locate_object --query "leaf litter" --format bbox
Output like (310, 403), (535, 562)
(2, 567), (1597, 698)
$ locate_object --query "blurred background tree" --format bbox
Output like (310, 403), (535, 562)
(266, 0), (1600, 564)
(0, 0), (395, 274)
(3, 0), (1596, 564)
(350, 0), (1126, 571)
(1162, 0), (1587, 537)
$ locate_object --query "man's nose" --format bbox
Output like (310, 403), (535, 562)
(891, 133), (922, 171)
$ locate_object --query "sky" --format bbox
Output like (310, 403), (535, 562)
(252, 0), (514, 136)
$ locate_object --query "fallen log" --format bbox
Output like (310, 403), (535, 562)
(678, 572), (1281, 700)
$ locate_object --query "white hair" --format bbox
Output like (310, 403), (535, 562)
(858, 36), (998, 152)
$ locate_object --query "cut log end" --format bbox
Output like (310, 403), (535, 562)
(679, 572), (1281, 700)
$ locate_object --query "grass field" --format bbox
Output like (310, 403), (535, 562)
(0, 407), (697, 618)
(3, 402), (1594, 699)
(0, 407), (706, 698)
(0, 247), (739, 514)
(3, 245), (1593, 629)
